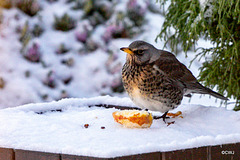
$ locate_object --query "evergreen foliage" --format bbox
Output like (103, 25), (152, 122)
(156, 0), (240, 110)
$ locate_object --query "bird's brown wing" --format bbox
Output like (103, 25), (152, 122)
(153, 50), (228, 100)
(154, 50), (197, 84)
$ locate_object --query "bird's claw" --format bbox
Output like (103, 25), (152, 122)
(167, 121), (175, 126)
(154, 111), (182, 124)
(167, 111), (183, 118)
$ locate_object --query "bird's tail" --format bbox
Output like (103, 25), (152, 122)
(203, 87), (228, 100)
(187, 82), (228, 100)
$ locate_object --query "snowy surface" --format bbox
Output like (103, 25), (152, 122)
(0, 2), (237, 157)
(0, 96), (239, 158)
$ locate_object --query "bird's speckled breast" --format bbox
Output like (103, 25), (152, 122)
(122, 63), (166, 112)
(122, 61), (183, 112)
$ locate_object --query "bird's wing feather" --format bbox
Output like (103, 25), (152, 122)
(154, 50), (197, 83)
(151, 50), (228, 100)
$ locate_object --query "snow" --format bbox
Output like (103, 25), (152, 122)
(0, 0), (238, 157)
(198, 0), (214, 18)
(0, 0), (235, 110)
(0, 96), (239, 158)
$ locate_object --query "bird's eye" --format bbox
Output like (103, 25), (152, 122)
(134, 50), (144, 55)
(138, 50), (144, 54)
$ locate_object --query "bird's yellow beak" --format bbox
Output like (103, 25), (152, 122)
(120, 47), (133, 55)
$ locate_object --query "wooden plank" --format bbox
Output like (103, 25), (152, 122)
(163, 150), (192, 160)
(0, 142), (238, 160)
(61, 154), (108, 160)
(163, 146), (208, 160)
(62, 152), (161, 160)
(192, 147), (208, 160)
(114, 152), (161, 160)
(15, 149), (60, 160)
(210, 143), (240, 160)
(0, 148), (14, 160)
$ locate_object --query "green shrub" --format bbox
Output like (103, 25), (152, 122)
(156, 0), (240, 110)
(16, 0), (40, 16)
(2, 0), (40, 16)
(54, 13), (76, 31)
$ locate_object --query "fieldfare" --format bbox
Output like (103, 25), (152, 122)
(120, 40), (228, 122)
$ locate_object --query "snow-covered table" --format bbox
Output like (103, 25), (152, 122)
(0, 96), (239, 159)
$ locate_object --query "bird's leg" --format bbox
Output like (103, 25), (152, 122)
(160, 111), (170, 123)
(153, 111), (183, 123)
(153, 111), (170, 123)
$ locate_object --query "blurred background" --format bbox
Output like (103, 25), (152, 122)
(0, 0), (235, 109)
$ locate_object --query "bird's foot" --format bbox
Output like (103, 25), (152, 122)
(167, 121), (175, 126)
(153, 111), (170, 123)
(153, 111), (182, 124)
(167, 111), (183, 118)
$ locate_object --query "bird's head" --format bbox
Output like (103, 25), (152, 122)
(120, 40), (159, 65)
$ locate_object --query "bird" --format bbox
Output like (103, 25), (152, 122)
(120, 40), (228, 122)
